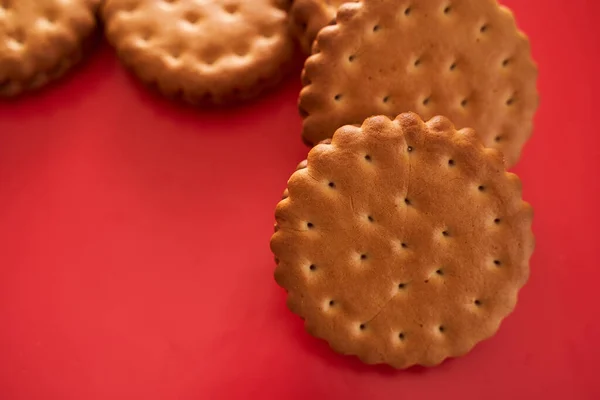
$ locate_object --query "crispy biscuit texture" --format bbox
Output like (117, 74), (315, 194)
(272, 112), (534, 368)
(299, 0), (539, 167)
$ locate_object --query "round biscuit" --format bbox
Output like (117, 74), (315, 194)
(271, 112), (534, 368)
(299, 0), (539, 167)
(0, 0), (100, 97)
(102, 0), (296, 105)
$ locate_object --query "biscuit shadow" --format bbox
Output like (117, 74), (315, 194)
(117, 50), (306, 125)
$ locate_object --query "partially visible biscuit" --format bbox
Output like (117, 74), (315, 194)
(299, 0), (539, 167)
(271, 112), (534, 368)
(0, 0), (100, 97)
(289, 0), (355, 54)
(102, 0), (296, 105)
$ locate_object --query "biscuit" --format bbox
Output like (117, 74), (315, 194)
(102, 0), (296, 105)
(299, 0), (539, 167)
(289, 0), (355, 54)
(0, 0), (100, 97)
(271, 113), (534, 368)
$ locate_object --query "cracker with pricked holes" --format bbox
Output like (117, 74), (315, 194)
(271, 112), (534, 368)
(289, 0), (356, 54)
(0, 0), (100, 97)
(299, 0), (538, 167)
(102, 0), (295, 105)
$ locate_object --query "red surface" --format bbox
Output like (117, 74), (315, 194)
(1, 1), (599, 399)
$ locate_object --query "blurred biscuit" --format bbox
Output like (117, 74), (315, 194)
(0, 0), (99, 97)
(103, 0), (296, 105)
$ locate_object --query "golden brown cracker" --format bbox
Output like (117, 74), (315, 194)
(0, 0), (99, 97)
(271, 112), (534, 368)
(299, 0), (538, 167)
(289, 0), (354, 54)
(102, 0), (296, 105)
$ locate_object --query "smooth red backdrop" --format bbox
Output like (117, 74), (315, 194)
(1, 1), (599, 399)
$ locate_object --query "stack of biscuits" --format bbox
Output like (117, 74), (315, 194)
(1, 0), (538, 368)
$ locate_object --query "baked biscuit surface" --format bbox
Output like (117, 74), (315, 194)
(290, 0), (354, 53)
(272, 113), (534, 368)
(299, 0), (539, 167)
(103, 0), (295, 104)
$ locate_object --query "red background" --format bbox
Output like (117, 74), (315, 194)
(1, 1), (599, 399)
